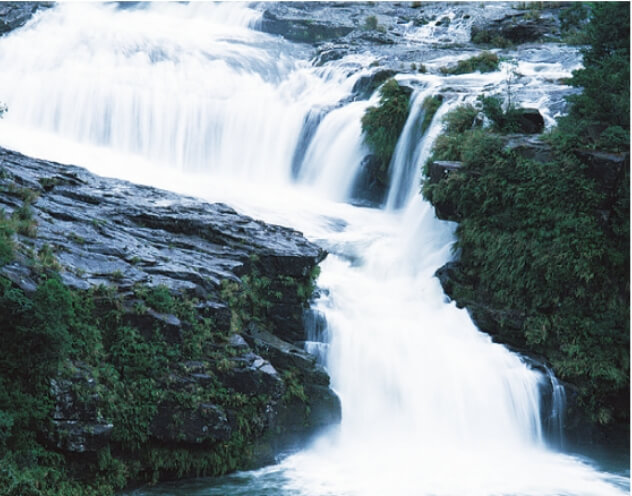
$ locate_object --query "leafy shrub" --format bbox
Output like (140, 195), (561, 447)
(420, 95), (442, 135)
(559, 2), (591, 44)
(598, 125), (629, 153)
(443, 103), (479, 134)
(440, 51), (500, 75)
(363, 15), (378, 30)
(477, 94), (524, 133)
(423, 98), (630, 426)
(361, 79), (411, 184)
(561, 2), (630, 145)
(0, 210), (15, 264)
(471, 29), (513, 48)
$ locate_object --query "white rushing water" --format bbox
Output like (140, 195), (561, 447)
(0, 3), (627, 495)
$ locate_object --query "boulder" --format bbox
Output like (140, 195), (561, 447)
(258, 8), (353, 44)
(471, 12), (558, 45)
(0, 2), (52, 36)
(515, 108), (545, 134)
(245, 323), (331, 387)
(502, 134), (554, 163)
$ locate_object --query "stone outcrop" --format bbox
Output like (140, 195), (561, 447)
(0, 2), (51, 36)
(502, 134), (554, 163)
(256, 3), (354, 44)
(471, 11), (559, 45)
(0, 146), (340, 468)
(515, 108), (545, 134)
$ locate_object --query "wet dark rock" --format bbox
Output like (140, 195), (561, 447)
(0, 262), (38, 293)
(258, 5), (354, 44)
(435, 261), (526, 350)
(471, 11), (558, 45)
(272, 383), (341, 440)
(150, 403), (231, 444)
(515, 108), (545, 134)
(0, 145), (340, 465)
(502, 134), (554, 163)
(219, 352), (285, 398)
(0, 2), (52, 36)
(245, 323), (331, 387)
(312, 47), (345, 66)
(0, 147), (325, 299)
(123, 306), (183, 345)
(425, 161), (464, 221)
(348, 154), (388, 208)
(427, 160), (462, 183)
(351, 69), (396, 100)
(575, 149), (629, 199)
(195, 300), (232, 333)
(48, 365), (113, 453)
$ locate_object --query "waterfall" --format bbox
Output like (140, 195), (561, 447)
(543, 365), (567, 450)
(0, 3), (626, 495)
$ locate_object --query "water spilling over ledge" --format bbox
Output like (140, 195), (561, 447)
(0, 2), (627, 495)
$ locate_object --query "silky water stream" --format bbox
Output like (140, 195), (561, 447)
(0, 3), (627, 495)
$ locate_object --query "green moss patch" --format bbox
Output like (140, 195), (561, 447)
(440, 51), (500, 75)
(361, 79), (412, 185)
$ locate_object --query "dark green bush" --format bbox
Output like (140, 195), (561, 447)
(423, 97), (629, 426)
(361, 78), (411, 184)
(442, 103), (479, 134)
(363, 15), (378, 30)
(478, 94), (524, 133)
(440, 51), (500, 75)
(420, 95), (442, 135)
(471, 29), (514, 48)
(560, 3), (630, 145)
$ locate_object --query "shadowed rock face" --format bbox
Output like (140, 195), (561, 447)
(0, 146), (340, 464)
(0, 2), (52, 36)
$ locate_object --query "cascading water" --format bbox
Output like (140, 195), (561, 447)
(0, 3), (627, 495)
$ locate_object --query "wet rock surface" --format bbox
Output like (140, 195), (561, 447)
(0, 147), (323, 299)
(0, 146), (339, 460)
(471, 10), (559, 45)
(48, 364), (113, 454)
(0, 2), (51, 36)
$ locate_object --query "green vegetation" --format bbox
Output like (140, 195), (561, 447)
(559, 2), (591, 44)
(363, 15), (378, 30)
(423, 2), (629, 428)
(477, 94), (524, 134)
(420, 95), (442, 135)
(471, 28), (513, 49)
(558, 2), (630, 151)
(439, 51), (499, 75)
(0, 186), (323, 494)
(361, 79), (411, 185)
(363, 15), (386, 33)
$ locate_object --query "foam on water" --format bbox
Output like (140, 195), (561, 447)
(0, 4), (626, 495)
